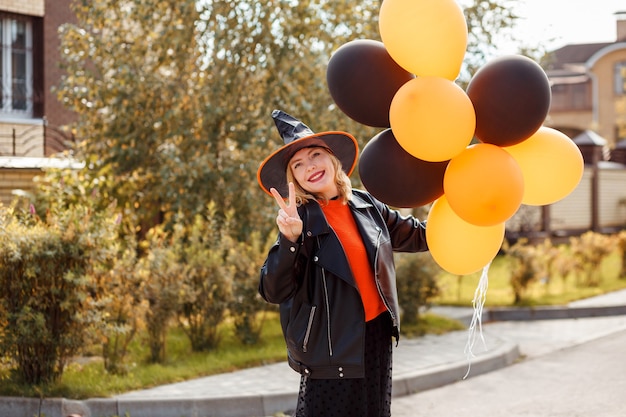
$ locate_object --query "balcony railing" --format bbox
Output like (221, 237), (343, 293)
(0, 122), (76, 157)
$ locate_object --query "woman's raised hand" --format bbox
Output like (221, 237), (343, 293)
(270, 182), (303, 242)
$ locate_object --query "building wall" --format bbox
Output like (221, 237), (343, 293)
(0, 0), (43, 16)
(590, 47), (626, 147)
(43, 0), (76, 128)
(546, 110), (594, 134)
(0, 169), (40, 206)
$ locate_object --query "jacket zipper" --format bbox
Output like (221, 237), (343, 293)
(319, 237), (333, 357)
(302, 305), (316, 353)
(373, 227), (398, 327)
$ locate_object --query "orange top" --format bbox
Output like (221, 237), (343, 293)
(321, 199), (387, 321)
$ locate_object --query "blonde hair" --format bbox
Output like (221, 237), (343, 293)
(286, 147), (353, 206)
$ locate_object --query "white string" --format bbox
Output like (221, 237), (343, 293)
(463, 261), (491, 379)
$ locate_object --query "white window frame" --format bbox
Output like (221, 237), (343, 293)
(1, 15), (33, 118)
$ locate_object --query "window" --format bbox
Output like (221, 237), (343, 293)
(0, 14), (33, 117)
(615, 61), (626, 95)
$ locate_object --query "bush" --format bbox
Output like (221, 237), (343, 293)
(570, 231), (616, 287)
(137, 227), (185, 363)
(0, 204), (118, 384)
(227, 231), (271, 345)
(91, 237), (145, 375)
(395, 251), (440, 326)
(173, 205), (233, 352)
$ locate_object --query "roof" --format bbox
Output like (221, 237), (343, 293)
(572, 130), (608, 146)
(546, 42), (613, 71)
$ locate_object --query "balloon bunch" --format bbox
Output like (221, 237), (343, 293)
(326, 0), (584, 275)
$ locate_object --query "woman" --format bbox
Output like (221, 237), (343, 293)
(257, 110), (428, 417)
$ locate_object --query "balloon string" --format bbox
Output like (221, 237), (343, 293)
(463, 261), (491, 379)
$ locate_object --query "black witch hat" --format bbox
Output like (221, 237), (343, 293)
(257, 110), (358, 196)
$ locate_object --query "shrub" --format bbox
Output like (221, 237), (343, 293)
(137, 227), (185, 363)
(91, 237), (145, 375)
(0, 204), (118, 384)
(174, 204), (233, 352)
(569, 231), (616, 287)
(227, 231), (271, 345)
(395, 251), (440, 326)
(502, 238), (540, 304)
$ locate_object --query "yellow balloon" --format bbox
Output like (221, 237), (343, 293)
(503, 127), (585, 205)
(444, 143), (524, 226)
(389, 77), (475, 162)
(427, 196), (505, 275)
(379, 0), (468, 80)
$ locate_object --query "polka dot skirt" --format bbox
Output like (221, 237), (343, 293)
(294, 312), (393, 417)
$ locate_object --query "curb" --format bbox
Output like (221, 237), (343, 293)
(1, 303), (623, 417)
(0, 341), (520, 417)
(392, 339), (520, 397)
(485, 304), (626, 322)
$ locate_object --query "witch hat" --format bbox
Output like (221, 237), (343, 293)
(257, 110), (358, 196)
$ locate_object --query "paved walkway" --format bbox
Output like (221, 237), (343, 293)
(6, 290), (626, 417)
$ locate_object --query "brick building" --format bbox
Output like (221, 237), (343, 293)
(0, 0), (77, 205)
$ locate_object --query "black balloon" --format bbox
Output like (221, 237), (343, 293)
(327, 39), (414, 128)
(358, 129), (449, 208)
(467, 55), (551, 147)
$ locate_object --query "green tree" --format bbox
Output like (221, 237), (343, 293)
(57, 0), (520, 240)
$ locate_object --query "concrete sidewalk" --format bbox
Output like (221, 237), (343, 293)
(4, 290), (626, 417)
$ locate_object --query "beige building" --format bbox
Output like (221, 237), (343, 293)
(508, 12), (626, 239)
(0, 0), (77, 206)
(545, 11), (626, 148)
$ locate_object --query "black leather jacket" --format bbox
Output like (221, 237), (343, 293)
(259, 190), (428, 379)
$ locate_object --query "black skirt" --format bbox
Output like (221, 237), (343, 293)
(295, 312), (393, 417)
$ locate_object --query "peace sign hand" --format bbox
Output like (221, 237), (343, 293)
(270, 182), (303, 243)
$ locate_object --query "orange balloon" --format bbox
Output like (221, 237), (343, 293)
(379, 0), (468, 80)
(503, 127), (584, 205)
(427, 196), (505, 275)
(444, 143), (524, 226)
(389, 77), (475, 162)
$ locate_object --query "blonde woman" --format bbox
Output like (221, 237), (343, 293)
(258, 110), (428, 417)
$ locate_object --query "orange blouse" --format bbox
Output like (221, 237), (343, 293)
(321, 199), (387, 321)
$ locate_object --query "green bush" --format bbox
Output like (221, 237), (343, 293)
(92, 238), (145, 375)
(173, 205), (233, 352)
(0, 204), (118, 384)
(227, 231), (271, 345)
(137, 227), (185, 363)
(395, 251), (440, 326)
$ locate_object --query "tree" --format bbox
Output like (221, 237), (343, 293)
(57, 0), (521, 241)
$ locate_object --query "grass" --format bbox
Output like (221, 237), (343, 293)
(0, 313), (288, 399)
(434, 252), (626, 307)
(1, 252), (624, 399)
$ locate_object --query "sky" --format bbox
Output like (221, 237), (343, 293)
(503, 0), (625, 52)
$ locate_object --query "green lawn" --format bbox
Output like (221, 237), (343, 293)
(434, 252), (626, 307)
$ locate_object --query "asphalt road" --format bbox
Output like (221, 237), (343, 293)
(391, 329), (626, 417)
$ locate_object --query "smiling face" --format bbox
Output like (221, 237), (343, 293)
(289, 146), (339, 200)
